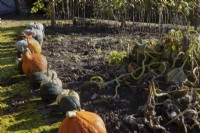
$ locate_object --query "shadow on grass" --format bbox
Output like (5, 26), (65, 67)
(0, 77), (62, 133)
(0, 13), (47, 21)
(0, 56), (16, 66)
(0, 41), (15, 46)
(0, 51), (17, 58)
(0, 42), (15, 49)
(0, 65), (25, 85)
(0, 26), (26, 40)
(6, 97), (63, 133)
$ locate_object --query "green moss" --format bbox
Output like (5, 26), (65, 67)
(0, 21), (61, 133)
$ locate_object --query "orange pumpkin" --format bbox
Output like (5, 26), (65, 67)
(58, 111), (107, 133)
(22, 48), (47, 77)
(27, 38), (42, 54)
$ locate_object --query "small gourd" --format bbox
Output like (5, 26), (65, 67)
(41, 73), (62, 87)
(40, 82), (63, 103)
(58, 110), (107, 133)
(56, 89), (81, 112)
(30, 72), (47, 89)
(15, 40), (28, 52)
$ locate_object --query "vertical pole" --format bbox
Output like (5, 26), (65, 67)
(51, 0), (56, 26)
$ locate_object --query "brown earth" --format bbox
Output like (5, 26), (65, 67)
(40, 25), (192, 133)
(41, 25), (153, 133)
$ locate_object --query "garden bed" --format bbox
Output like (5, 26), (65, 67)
(1, 20), (200, 133)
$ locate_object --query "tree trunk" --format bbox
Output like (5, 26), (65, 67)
(51, 0), (56, 26)
(61, 0), (66, 20)
(158, 6), (163, 34)
(66, 0), (69, 19)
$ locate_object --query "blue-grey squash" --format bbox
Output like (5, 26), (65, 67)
(27, 22), (44, 32)
(15, 40), (28, 52)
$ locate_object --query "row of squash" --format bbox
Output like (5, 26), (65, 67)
(15, 22), (107, 133)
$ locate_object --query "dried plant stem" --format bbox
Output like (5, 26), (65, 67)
(164, 102), (197, 126)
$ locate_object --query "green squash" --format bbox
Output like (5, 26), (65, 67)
(30, 72), (47, 89)
(40, 82), (63, 103)
(58, 96), (81, 112)
(56, 89), (80, 104)
(44, 69), (58, 78)
(56, 89), (81, 113)
(41, 72), (62, 87)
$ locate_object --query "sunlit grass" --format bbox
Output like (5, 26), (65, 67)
(0, 57), (15, 66)
(0, 48), (15, 51)
(0, 57), (14, 60)
(0, 20), (61, 132)
(0, 65), (19, 79)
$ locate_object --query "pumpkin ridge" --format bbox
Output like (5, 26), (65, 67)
(58, 111), (107, 133)
(75, 117), (89, 132)
(69, 98), (81, 110)
(77, 112), (104, 132)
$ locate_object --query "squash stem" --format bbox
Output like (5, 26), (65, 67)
(181, 56), (189, 69)
(47, 64), (50, 77)
(52, 73), (55, 80)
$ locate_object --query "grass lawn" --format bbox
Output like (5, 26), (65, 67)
(0, 20), (60, 133)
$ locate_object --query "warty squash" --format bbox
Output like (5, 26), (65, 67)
(27, 22), (44, 32)
(56, 89), (81, 112)
(56, 89), (80, 102)
(41, 72), (62, 88)
(22, 48), (47, 77)
(15, 40), (28, 52)
(58, 110), (107, 133)
(44, 68), (58, 79)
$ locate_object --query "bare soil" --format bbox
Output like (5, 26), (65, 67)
(40, 25), (175, 133)
(41, 25), (151, 133)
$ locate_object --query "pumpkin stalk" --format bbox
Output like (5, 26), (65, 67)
(66, 111), (77, 118)
(27, 38), (30, 45)
(47, 64), (50, 77)
(52, 73), (55, 80)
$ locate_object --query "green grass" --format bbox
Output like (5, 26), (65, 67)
(0, 21), (61, 133)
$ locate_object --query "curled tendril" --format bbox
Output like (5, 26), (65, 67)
(90, 76), (105, 89)
(114, 78), (120, 98)
(169, 52), (185, 70)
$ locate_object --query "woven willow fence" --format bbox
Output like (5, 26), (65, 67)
(52, 0), (199, 32)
